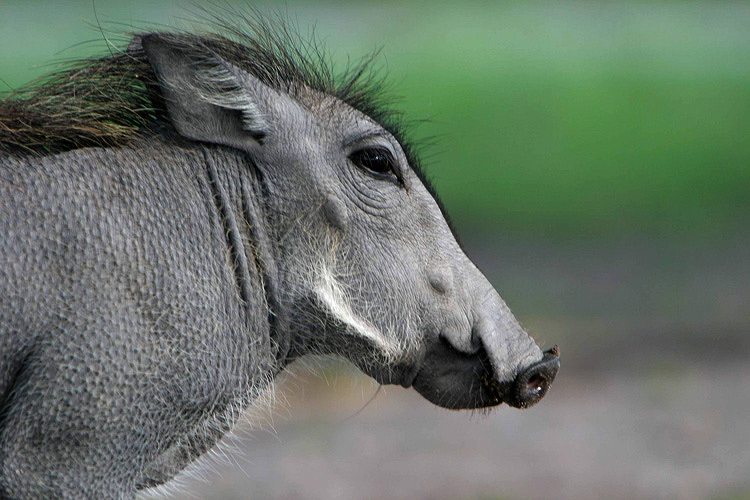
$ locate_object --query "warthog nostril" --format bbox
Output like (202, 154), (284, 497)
(526, 374), (545, 396)
(508, 346), (560, 409)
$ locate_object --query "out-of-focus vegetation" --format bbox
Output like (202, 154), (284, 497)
(2, 1), (748, 238)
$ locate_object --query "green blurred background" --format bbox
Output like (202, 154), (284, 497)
(2, 1), (748, 499)
(3, 0), (750, 238)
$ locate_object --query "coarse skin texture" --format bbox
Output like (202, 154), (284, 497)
(0, 11), (558, 498)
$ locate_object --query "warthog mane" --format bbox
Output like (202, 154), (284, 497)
(0, 9), (414, 165)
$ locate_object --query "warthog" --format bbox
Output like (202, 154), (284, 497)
(0, 14), (559, 499)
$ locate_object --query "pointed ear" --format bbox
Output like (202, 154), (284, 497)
(137, 33), (270, 148)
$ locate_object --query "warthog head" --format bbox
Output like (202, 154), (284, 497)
(141, 29), (559, 410)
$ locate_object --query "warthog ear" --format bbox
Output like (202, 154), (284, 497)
(137, 33), (271, 148)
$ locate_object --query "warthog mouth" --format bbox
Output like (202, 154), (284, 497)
(409, 341), (560, 410)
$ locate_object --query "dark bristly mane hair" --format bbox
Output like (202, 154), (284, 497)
(0, 9), (418, 170)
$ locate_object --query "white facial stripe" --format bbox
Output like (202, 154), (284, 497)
(315, 268), (401, 358)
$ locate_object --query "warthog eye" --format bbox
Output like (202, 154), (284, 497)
(349, 147), (401, 184)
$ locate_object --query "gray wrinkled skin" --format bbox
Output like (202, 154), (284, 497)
(0, 31), (557, 499)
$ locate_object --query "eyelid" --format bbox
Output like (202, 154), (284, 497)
(342, 131), (393, 153)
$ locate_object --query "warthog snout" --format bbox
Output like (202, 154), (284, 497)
(405, 261), (559, 410)
(411, 339), (559, 410)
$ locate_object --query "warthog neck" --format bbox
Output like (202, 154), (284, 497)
(200, 145), (291, 368)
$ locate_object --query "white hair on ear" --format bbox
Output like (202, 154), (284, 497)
(314, 266), (401, 359)
(191, 45), (269, 133)
(196, 59), (268, 133)
(193, 65), (268, 133)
